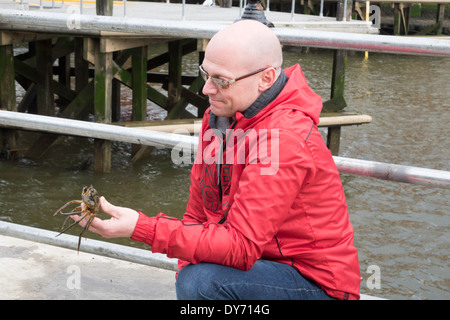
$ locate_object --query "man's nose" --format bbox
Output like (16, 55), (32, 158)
(202, 78), (218, 96)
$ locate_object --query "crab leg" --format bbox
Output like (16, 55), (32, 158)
(55, 209), (90, 237)
(53, 200), (82, 216)
(76, 214), (96, 253)
(59, 206), (83, 230)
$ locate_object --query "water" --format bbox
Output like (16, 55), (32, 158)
(1, 46), (449, 300)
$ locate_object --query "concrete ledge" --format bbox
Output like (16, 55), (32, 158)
(0, 234), (177, 300)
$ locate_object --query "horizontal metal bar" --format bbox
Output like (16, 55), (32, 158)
(0, 9), (450, 56)
(0, 221), (179, 272)
(0, 110), (194, 150)
(333, 156), (450, 189)
(1, 110), (449, 189)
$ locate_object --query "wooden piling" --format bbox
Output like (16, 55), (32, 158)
(131, 46), (151, 161)
(167, 40), (183, 115)
(436, 4), (446, 35)
(394, 3), (411, 35)
(93, 0), (114, 173)
(93, 38), (113, 173)
(325, 0), (352, 156)
(35, 39), (54, 116)
(0, 44), (17, 157)
(326, 50), (348, 156)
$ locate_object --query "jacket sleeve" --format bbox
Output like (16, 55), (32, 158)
(131, 130), (315, 271)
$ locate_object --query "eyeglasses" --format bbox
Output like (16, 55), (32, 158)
(199, 65), (268, 89)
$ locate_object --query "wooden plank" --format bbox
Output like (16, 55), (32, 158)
(318, 114), (372, 127)
(0, 31), (52, 46)
(100, 37), (165, 53)
(116, 114), (372, 133)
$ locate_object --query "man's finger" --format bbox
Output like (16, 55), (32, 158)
(99, 196), (117, 218)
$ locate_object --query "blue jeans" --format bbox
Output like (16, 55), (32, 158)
(176, 260), (335, 300)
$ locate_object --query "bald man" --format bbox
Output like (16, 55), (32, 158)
(76, 20), (360, 300)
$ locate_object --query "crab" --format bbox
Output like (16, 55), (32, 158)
(53, 185), (100, 253)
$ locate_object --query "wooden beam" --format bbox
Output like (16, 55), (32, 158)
(327, 127), (341, 156)
(328, 49), (348, 155)
(0, 31), (52, 46)
(75, 38), (89, 94)
(115, 114), (372, 133)
(24, 81), (94, 159)
(131, 46), (151, 161)
(0, 45), (16, 112)
(436, 4), (446, 35)
(100, 37), (163, 53)
(132, 46), (148, 122)
(166, 75), (205, 120)
(0, 44), (17, 153)
(167, 40), (182, 113)
(93, 38), (113, 173)
(330, 49), (347, 104)
(35, 39), (54, 116)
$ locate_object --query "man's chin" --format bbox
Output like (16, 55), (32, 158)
(210, 104), (233, 118)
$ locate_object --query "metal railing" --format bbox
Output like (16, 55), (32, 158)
(1, 110), (449, 189)
(0, 220), (179, 271)
(1, 0), (383, 25)
(0, 9), (449, 56)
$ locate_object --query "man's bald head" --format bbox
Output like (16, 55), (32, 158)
(205, 20), (283, 75)
(201, 20), (284, 117)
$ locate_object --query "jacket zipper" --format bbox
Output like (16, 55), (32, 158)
(217, 120), (237, 224)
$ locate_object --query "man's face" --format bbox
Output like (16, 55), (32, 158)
(201, 51), (262, 118)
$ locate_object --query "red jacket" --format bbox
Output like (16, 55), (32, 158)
(131, 64), (360, 300)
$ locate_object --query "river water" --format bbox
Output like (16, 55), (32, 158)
(0, 45), (449, 300)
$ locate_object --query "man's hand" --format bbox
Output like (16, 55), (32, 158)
(73, 196), (139, 239)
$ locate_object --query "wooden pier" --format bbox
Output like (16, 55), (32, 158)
(1, 1), (379, 171)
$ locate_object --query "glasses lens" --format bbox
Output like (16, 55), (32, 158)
(199, 66), (229, 89)
(212, 78), (229, 89)
(199, 66), (208, 81)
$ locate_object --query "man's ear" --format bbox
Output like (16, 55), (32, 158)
(258, 68), (277, 92)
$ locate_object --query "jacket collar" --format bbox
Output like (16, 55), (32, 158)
(242, 69), (288, 119)
(209, 69), (288, 131)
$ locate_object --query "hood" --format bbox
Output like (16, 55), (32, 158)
(274, 64), (322, 125)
